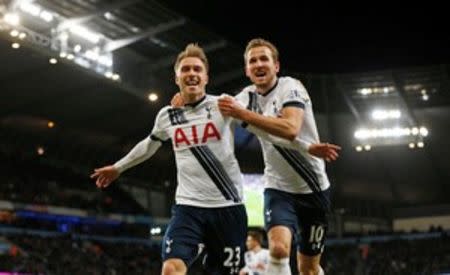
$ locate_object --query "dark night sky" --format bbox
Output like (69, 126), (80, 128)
(161, 1), (449, 73)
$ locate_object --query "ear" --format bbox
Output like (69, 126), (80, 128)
(245, 65), (251, 78)
(175, 73), (180, 86)
(275, 61), (280, 74)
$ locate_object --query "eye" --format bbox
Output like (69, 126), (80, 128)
(181, 66), (190, 72)
(193, 65), (203, 72)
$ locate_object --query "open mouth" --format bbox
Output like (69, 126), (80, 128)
(184, 77), (200, 86)
(254, 71), (267, 77)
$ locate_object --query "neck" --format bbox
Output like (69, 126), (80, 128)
(182, 91), (205, 104)
(256, 76), (278, 95)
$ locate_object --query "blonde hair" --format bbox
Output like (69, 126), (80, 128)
(244, 38), (279, 63)
(174, 43), (209, 72)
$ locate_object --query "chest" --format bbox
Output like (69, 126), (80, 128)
(165, 104), (227, 149)
(260, 95), (282, 117)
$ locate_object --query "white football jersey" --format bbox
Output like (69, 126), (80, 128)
(243, 248), (269, 275)
(150, 95), (244, 208)
(236, 77), (330, 197)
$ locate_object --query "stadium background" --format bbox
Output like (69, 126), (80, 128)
(0, 0), (449, 274)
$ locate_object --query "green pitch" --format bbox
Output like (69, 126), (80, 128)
(244, 188), (264, 227)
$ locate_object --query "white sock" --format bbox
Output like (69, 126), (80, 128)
(265, 256), (291, 275)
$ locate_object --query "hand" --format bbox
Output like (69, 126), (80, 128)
(308, 143), (341, 162)
(90, 165), (120, 189)
(218, 95), (245, 118)
(171, 92), (184, 108)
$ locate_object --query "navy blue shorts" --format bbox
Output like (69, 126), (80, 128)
(264, 188), (330, 256)
(162, 204), (247, 274)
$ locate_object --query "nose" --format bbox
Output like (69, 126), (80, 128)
(187, 68), (198, 76)
(254, 59), (265, 67)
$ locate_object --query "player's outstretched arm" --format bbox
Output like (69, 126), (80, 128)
(219, 95), (341, 161)
(90, 137), (161, 188)
(244, 125), (340, 161)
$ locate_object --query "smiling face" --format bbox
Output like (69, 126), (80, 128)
(175, 56), (208, 100)
(245, 45), (280, 92)
(173, 44), (209, 103)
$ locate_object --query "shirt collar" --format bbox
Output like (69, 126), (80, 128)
(185, 95), (207, 108)
(260, 78), (279, 97)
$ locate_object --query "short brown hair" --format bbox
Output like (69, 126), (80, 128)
(244, 38), (279, 63)
(248, 230), (263, 245)
(174, 43), (209, 72)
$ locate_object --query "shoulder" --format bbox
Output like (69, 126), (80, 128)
(154, 105), (178, 123)
(278, 76), (310, 102)
(159, 105), (173, 112)
(156, 105), (172, 117)
(279, 76), (306, 91)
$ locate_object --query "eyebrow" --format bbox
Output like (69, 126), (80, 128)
(249, 54), (269, 61)
(181, 64), (202, 69)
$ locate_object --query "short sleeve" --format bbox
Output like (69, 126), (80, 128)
(280, 78), (309, 109)
(149, 107), (170, 141)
